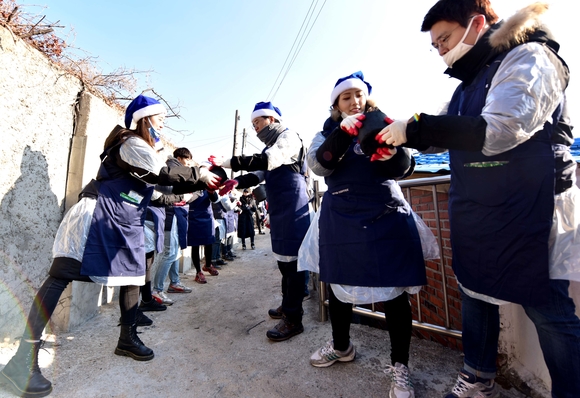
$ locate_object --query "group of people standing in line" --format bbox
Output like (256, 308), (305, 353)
(1, 1), (580, 398)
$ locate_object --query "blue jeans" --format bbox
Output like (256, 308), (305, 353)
(461, 280), (580, 397)
(153, 259), (180, 292)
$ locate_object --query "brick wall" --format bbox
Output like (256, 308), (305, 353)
(360, 184), (463, 351)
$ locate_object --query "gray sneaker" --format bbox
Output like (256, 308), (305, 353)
(310, 340), (355, 368)
(167, 283), (192, 293)
(446, 370), (499, 398)
(385, 362), (414, 398)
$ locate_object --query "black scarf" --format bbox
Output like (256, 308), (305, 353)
(257, 123), (286, 147)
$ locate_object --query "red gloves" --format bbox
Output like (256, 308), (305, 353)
(219, 179), (239, 196)
(340, 113), (366, 136)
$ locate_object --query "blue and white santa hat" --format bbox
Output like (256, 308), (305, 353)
(330, 71), (372, 105)
(251, 101), (282, 122)
(125, 94), (167, 129)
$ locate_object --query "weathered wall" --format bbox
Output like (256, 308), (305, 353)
(0, 24), (123, 341)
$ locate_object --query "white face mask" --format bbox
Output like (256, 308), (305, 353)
(442, 15), (485, 68)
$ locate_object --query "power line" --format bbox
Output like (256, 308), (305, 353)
(266, 0), (326, 102)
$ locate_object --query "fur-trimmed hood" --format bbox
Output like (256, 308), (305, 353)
(489, 2), (549, 52)
(445, 2), (566, 85)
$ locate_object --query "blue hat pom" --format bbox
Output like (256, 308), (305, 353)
(251, 101), (282, 121)
(330, 71), (372, 105)
(125, 95), (167, 129)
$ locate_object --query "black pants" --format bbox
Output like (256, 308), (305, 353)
(22, 257), (139, 340)
(191, 244), (212, 272)
(277, 260), (306, 324)
(329, 286), (412, 366)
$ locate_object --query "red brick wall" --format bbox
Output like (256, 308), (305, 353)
(407, 186), (462, 350)
(363, 185), (462, 350)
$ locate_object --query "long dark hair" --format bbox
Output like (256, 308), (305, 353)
(103, 118), (156, 150)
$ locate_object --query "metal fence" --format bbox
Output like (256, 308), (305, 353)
(311, 176), (462, 340)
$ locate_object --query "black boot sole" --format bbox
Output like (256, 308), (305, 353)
(266, 325), (304, 342)
(0, 371), (53, 398)
(114, 347), (154, 361)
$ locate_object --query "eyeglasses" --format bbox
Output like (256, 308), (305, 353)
(431, 24), (461, 50)
(431, 16), (476, 51)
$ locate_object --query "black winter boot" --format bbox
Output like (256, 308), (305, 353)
(118, 309), (153, 327)
(0, 340), (52, 397)
(266, 316), (304, 342)
(114, 324), (154, 361)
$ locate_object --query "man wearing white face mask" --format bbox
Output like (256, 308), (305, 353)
(366, 1), (580, 397)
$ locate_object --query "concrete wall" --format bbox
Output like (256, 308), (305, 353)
(0, 24), (122, 342)
(498, 169), (580, 396)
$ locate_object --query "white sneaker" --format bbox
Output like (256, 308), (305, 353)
(152, 291), (174, 305)
(446, 370), (498, 398)
(385, 362), (415, 398)
(310, 340), (355, 368)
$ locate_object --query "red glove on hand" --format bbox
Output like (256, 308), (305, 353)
(370, 146), (398, 162)
(219, 179), (238, 196)
(340, 113), (366, 136)
(199, 167), (221, 191)
(208, 155), (223, 167)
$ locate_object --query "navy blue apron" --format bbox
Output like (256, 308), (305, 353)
(319, 137), (426, 288)
(446, 58), (554, 305)
(173, 206), (189, 249)
(187, 191), (215, 246)
(81, 170), (153, 277)
(147, 205), (166, 253)
(264, 151), (310, 257)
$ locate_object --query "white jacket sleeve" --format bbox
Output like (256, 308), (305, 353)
(306, 132), (334, 177)
(119, 136), (165, 176)
(264, 130), (303, 170)
(482, 42), (564, 156)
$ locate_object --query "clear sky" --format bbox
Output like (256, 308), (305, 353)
(32, 0), (578, 162)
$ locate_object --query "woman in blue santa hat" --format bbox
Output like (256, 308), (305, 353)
(0, 95), (221, 398)
(214, 101), (310, 342)
(306, 71), (428, 398)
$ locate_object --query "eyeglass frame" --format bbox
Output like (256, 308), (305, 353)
(431, 15), (476, 51)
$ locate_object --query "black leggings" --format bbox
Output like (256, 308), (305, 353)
(22, 257), (140, 340)
(329, 286), (412, 366)
(191, 245), (212, 272)
(140, 252), (154, 303)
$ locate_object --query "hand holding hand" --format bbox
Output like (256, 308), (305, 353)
(218, 179), (239, 196)
(198, 167), (221, 191)
(375, 120), (407, 146)
(340, 113), (366, 136)
(370, 146), (397, 162)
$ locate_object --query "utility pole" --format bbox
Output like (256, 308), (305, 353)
(241, 128), (247, 156)
(231, 110), (239, 179)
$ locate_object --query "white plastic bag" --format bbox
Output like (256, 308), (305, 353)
(549, 185), (580, 281)
(412, 210), (440, 260)
(298, 209), (320, 273)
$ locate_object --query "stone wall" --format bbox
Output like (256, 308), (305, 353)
(0, 24), (123, 341)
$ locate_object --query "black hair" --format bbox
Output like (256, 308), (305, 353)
(421, 0), (499, 31)
(173, 147), (192, 159)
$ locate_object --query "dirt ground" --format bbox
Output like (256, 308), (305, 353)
(0, 233), (529, 398)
